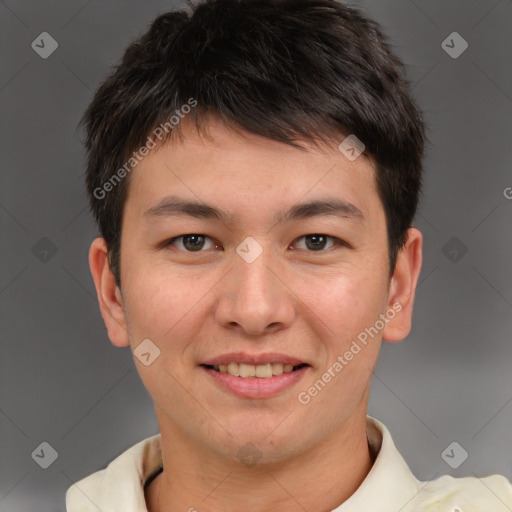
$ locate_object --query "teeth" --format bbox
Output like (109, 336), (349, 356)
(227, 362), (239, 377)
(214, 362), (300, 378)
(239, 363), (256, 378)
(272, 363), (283, 375)
(255, 363), (272, 378)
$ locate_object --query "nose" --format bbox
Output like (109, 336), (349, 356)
(214, 245), (296, 336)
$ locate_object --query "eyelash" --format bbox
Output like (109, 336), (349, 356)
(162, 234), (347, 252)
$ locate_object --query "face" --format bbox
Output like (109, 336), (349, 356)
(92, 115), (420, 464)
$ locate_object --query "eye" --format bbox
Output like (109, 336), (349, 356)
(293, 234), (344, 251)
(163, 234), (218, 252)
(161, 233), (346, 253)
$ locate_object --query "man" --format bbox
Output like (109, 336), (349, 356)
(66, 0), (512, 510)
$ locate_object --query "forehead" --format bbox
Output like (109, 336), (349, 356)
(124, 116), (381, 227)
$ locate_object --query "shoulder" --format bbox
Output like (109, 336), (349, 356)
(366, 417), (512, 512)
(65, 468), (106, 511)
(65, 434), (162, 512)
(417, 472), (512, 511)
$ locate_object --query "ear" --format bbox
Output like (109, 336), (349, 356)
(89, 237), (130, 347)
(381, 227), (423, 343)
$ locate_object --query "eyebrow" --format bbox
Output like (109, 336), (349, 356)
(143, 195), (365, 225)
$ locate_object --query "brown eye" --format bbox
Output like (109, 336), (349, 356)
(182, 234), (206, 251)
(165, 234), (216, 252)
(294, 234), (340, 251)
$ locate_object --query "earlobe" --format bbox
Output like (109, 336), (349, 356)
(381, 227), (423, 343)
(89, 237), (130, 347)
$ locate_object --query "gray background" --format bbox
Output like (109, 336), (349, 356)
(1, 0), (511, 510)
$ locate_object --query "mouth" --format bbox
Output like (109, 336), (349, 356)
(200, 362), (310, 379)
(199, 357), (311, 399)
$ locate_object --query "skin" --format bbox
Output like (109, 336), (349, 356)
(89, 115), (422, 512)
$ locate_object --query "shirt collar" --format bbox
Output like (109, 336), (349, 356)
(333, 415), (423, 511)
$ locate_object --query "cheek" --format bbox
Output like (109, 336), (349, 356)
(301, 276), (383, 405)
(122, 264), (180, 337)
(122, 269), (205, 392)
(301, 268), (387, 336)
(122, 260), (215, 352)
(298, 268), (386, 392)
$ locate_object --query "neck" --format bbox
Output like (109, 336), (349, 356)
(145, 413), (374, 512)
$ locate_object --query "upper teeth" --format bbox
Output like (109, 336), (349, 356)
(214, 363), (296, 378)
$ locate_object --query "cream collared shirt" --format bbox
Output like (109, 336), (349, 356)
(66, 416), (512, 512)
